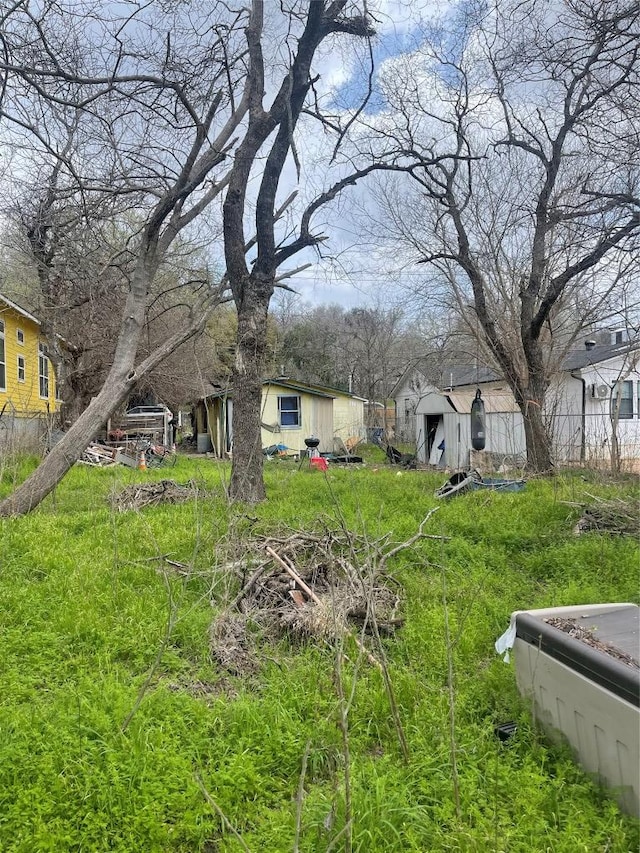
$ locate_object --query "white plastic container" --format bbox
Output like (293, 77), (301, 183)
(509, 603), (639, 816)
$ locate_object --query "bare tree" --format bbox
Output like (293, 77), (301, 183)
(366, 0), (640, 471)
(7, 177), (221, 423)
(0, 0), (391, 513)
(0, 1), (248, 515)
(222, 1), (377, 502)
(274, 301), (413, 405)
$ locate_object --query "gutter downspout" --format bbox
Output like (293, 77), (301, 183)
(571, 372), (586, 463)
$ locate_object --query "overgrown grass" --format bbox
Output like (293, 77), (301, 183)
(0, 455), (638, 851)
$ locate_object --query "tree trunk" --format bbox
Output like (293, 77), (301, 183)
(515, 385), (554, 473)
(0, 371), (136, 516)
(229, 287), (271, 503)
(610, 386), (623, 474)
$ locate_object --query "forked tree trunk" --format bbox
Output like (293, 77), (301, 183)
(229, 289), (270, 503)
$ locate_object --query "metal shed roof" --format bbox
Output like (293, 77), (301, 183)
(445, 390), (520, 414)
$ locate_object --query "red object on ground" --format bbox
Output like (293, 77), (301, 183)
(310, 457), (328, 472)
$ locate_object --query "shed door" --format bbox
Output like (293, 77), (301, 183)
(426, 415), (444, 465)
(311, 399), (334, 452)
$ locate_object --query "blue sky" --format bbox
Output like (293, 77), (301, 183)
(328, 0), (483, 115)
(328, 23), (428, 114)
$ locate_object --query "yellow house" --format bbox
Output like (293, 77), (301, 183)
(195, 379), (366, 457)
(0, 293), (59, 447)
(304, 381), (368, 443)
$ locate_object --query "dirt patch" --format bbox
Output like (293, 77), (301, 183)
(545, 616), (640, 668)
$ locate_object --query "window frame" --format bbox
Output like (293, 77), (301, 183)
(16, 328), (24, 345)
(38, 342), (50, 399)
(611, 379), (633, 420)
(277, 394), (301, 428)
(17, 354), (26, 383)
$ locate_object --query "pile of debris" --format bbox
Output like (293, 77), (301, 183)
(572, 497), (639, 537)
(210, 513), (439, 675)
(79, 443), (120, 467)
(111, 479), (198, 512)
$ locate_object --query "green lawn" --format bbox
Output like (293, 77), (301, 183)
(0, 453), (638, 852)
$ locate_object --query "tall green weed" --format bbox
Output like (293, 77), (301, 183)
(0, 459), (637, 851)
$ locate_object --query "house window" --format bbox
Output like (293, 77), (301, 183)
(0, 320), (5, 390)
(611, 380), (633, 420)
(17, 355), (25, 382)
(16, 328), (24, 345)
(278, 395), (301, 427)
(38, 342), (49, 399)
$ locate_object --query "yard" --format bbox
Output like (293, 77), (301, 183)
(0, 451), (638, 852)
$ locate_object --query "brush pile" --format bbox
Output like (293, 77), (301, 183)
(572, 497), (639, 537)
(111, 479), (198, 512)
(210, 513), (439, 675)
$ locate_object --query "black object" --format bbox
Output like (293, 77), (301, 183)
(470, 389), (486, 451)
(385, 444), (416, 468)
(495, 721), (518, 742)
(434, 470), (476, 499)
(304, 436), (320, 449)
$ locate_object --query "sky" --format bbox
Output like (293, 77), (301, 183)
(262, 0), (458, 310)
(6, 0), (633, 325)
(0, 0), (459, 311)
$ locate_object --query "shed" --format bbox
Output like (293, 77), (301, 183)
(397, 338), (640, 471)
(416, 387), (526, 469)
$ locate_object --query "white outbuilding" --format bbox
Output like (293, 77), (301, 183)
(393, 338), (640, 471)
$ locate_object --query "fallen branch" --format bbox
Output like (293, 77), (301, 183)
(227, 561), (270, 611)
(293, 739), (311, 853)
(265, 545), (383, 670)
(111, 480), (198, 511)
(378, 508), (443, 571)
(568, 497), (639, 537)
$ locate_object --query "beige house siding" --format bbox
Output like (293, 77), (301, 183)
(260, 383), (334, 453)
(332, 396), (366, 440)
(198, 380), (368, 457)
